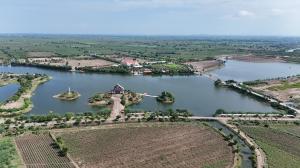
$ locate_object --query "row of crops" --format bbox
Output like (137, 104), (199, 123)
(15, 133), (75, 168)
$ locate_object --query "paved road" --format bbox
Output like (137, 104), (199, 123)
(107, 94), (125, 123)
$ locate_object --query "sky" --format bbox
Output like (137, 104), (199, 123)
(0, 0), (300, 36)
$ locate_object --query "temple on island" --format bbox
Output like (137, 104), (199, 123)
(111, 84), (125, 94)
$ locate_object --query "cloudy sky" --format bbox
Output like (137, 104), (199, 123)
(1, 0), (300, 36)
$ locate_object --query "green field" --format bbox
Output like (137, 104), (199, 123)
(0, 137), (22, 168)
(1, 35), (300, 62)
(0, 50), (8, 59)
(268, 81), (300, 91)
(239, 123), (300, 168)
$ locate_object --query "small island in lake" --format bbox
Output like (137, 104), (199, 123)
(156, 91), (175, 104)
(88, 84), (143, 107)
(121, 90), (143, 106)
(53, 88), (80, 101)
(88, 93), (113, 106)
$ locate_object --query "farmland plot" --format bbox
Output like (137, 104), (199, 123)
(240, 125), (300, 168)
(15, 133), (75, 168)
(54, 123), (234, 168)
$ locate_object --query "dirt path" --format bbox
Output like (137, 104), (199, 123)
(107, 94), (125, 123)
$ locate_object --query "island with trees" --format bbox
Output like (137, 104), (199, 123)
(88, 93), (113, 107)
(121, 91), (143, 106)
(156, 91), (175, 104)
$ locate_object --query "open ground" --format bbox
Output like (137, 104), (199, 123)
(245, 76), (300, 108)
(52, 122), (234, 168)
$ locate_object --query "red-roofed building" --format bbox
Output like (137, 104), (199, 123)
(121, 58), (142, 68)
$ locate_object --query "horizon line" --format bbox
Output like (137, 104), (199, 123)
(0, 33), (299, 38)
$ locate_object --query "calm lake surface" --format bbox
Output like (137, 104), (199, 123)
(212, 60), (300, 81)
(0, 83), (19, 103)
(1, 60), (300, 116)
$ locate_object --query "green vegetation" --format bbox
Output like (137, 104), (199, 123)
(0, 50), (8, 59)
(214, 79), (223, 86)
(88, 93), (112, 106)
(11, 62), (72, 71)
(54, 136), (68, 156)
(0, 137), (22, 168)
(54, 90), (80, 101)
(243, 80), (268, 86)
(125, 109), (192, 122)
(121, 91), (143, 106)
(1, 35), (299, 63)
(213, 109), (283, 117)
(268, 81), (300, 91)
(6, 74), (35, 102)
(147, 63), (193, 75)
(17, 111), (111, 123)
(76, 65), (130, 74)
(239, 122), (300, 168)
(0, 74), (49, 116)
(0, 110), (112, 136)
(156, 91), (175, 104)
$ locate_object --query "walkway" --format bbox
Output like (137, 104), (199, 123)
(107, 94), (125, 123)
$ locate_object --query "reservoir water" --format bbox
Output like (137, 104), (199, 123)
(213, 60), (300, 81)
(0, 83), (19, 103)
(1, 60), (300, 116)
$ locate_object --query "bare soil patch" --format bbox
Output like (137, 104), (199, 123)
(27, 52), (57, 58)
(230, 55), (285, 63)
(185, 60), (223, 73)
(15, 133), (75, 168)
(247, 77), (300, 108)
(28, 57), (114, 69)
(54, 123), (234, 168)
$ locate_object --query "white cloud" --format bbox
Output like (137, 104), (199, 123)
(271, 8), (284, 15)
(238, 10), (254, 17)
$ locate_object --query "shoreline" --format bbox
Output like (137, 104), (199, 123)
(0, 76), (50, 117)
(53, 92), (81, 101)
(229, 55), (286, 63)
